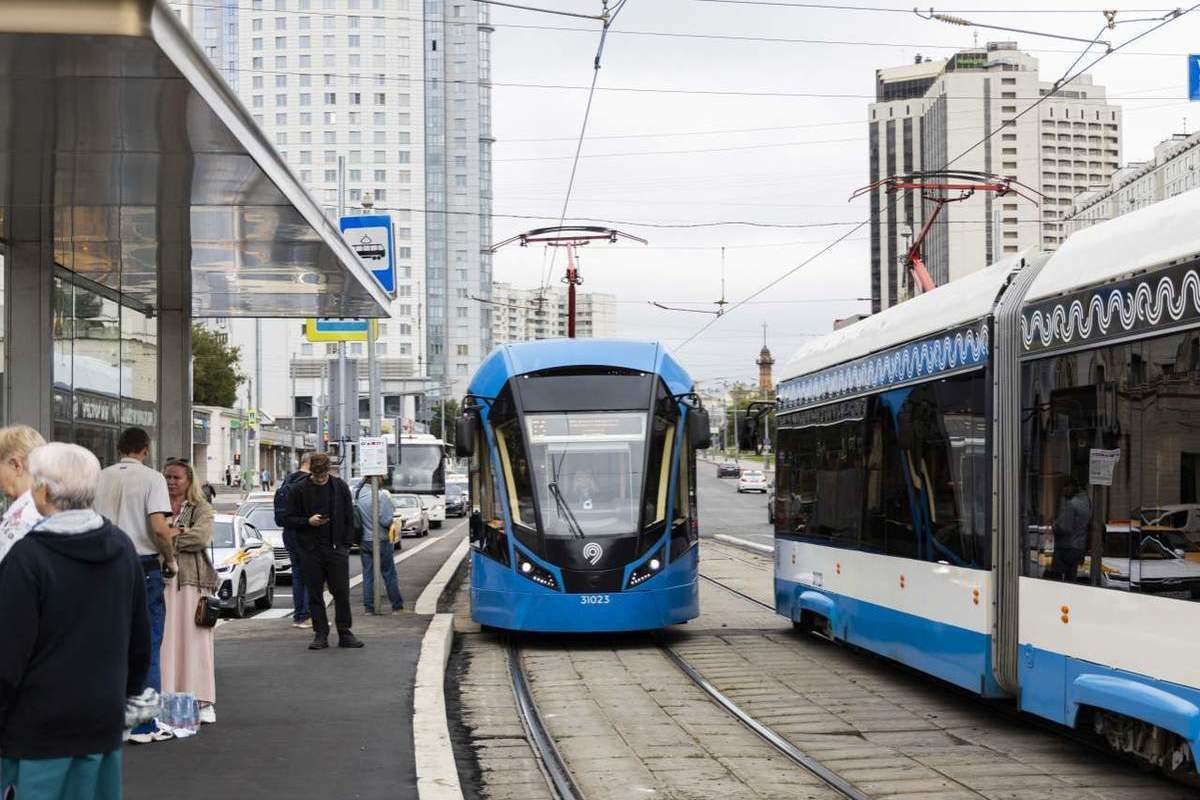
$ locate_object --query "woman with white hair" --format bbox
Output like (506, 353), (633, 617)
(0, 424), (47, 565)
(0, 443), (151, 800)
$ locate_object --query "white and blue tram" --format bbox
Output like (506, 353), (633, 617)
(457, 339), (710, 632)
(771, 189), (1200, 776)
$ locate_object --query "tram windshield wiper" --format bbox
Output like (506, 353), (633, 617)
(548, 457), (586, 540)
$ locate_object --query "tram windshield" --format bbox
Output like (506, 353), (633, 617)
(524, 412), (647, 537)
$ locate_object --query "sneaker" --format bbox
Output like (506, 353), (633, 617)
(337, 632), (365, 648)
(364, 608), (377, 616)
(309, 636), (329, 650)
(198, 704), (216, 725)
(128, 721), (175, 744)
(390, 606), (404, 614)
(291, 620), (311, 629)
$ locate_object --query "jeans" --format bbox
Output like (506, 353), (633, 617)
(135, 560), (165, 735)
(285, 543), (311, 622)
(360, 539), (404, 613)
(300, 544), (352, 639)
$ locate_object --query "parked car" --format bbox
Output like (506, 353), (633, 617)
(211, 514), (276, 618)
(236, 501), (292, 580)
(445, 483), (469, 517)
(737, 469), (768, 493)
(717, 462), (741, 478)
(392, 493), (430, 538)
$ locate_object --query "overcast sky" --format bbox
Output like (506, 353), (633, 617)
(485, 0), (1200, 389)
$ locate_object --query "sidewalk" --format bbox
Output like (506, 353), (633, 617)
(123, 524), (467, 800)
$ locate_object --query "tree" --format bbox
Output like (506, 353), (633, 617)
(192, 325), (246, 408)
(428, 397), (460, 446)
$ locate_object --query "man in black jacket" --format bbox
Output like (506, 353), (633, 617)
(284, 453), (364, 650)
(274, 453), (312, 629)
(0, 443), (150, 794)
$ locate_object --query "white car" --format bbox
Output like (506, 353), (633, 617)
(393, 493), (430, 538)
(235, 501), (292, 579)
(737, 470), (768, 493)
(211, 514), (276, 618)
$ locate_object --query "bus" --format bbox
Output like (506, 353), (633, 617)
(391, 433), (447, 528)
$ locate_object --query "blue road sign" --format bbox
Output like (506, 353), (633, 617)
(1190, 54), (1200, 101)
(340, 213), (395, 295)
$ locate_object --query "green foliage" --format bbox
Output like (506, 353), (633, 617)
(428, 397), (461, 445)
(192, 325), (246, 408)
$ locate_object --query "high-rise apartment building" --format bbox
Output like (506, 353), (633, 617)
(169, 0), (493, 420)
(490, 283), (617, 345)
(424, 0), (494, 397)
(1064, 132), (1200, 236)
(868, 42), (1121, 312)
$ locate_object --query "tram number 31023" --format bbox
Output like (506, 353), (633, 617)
(580, 595), (611, 605)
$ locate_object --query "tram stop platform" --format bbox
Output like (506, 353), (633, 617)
(123, 524), (468, 800)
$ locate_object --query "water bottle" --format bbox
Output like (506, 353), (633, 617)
(159, 693), (174, 730)
(185, 694), (199, 735)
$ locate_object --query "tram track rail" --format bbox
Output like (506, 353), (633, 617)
(507, 639), (587, 800)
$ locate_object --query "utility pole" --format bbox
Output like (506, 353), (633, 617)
(242, 377), (252, 492)
(363, 192), (384, 614)
(336, 155), (349, 465)
(255, 318), (263, 479)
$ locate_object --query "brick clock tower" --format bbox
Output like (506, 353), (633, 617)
(756, 324), (775, 396)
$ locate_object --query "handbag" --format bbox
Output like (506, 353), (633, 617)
(195, 594), (221, 628)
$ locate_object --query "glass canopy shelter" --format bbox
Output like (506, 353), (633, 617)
(0, 0), (389, 463)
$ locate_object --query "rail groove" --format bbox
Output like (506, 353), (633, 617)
(507, 640), (586, 800)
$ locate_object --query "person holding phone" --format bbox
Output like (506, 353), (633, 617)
(283, 453), (362, 651)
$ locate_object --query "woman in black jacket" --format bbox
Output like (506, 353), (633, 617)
(0, 442), (150, 800)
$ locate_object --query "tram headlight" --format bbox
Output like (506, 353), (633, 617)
(628, 546), (667, 588)
(516, 558), (559, 590)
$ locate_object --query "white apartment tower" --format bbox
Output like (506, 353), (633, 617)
(491, 284), (617, 345)
(868, 43), (1121, 312)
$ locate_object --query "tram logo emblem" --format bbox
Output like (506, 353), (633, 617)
(582, 542), (603, 565)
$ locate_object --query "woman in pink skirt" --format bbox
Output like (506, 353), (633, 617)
(161, 459), (218, 725)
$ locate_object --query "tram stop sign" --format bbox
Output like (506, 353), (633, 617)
(340, 213), (395, 295)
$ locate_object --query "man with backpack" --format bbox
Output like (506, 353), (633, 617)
(274, 454), (312, 630)
(354, 479), (403, 615)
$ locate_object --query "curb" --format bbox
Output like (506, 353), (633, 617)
(713, 533), (774, 555)
(414, 538), (471, 615)
(414, 612), (464, 800)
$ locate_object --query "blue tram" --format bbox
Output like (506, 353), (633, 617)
(456, 339), (710, 632)
(765, 187), (1200, 778)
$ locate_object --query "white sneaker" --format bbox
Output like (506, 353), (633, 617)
(199, 704), (216, 725)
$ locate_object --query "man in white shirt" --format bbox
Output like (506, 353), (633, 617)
(93, 427), (174, 743)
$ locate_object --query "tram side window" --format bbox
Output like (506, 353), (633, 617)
(1017, 338), (1200, 600)
(897, 375), (990, 568)
(490, 390), (537, 530)
(864, 394), (915, 558)
(774, 399), (865, 545)
(642, 385), (678, 530)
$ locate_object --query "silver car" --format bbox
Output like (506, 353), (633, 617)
(392, 493), (430, 538)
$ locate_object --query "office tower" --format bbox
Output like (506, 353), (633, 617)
(868, 42), (1121, 312)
